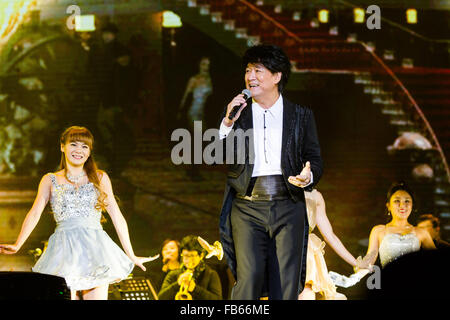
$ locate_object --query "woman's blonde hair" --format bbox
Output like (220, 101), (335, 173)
(59, 126), (107, 212)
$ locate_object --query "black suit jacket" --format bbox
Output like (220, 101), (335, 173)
(219, 96), (323, 279)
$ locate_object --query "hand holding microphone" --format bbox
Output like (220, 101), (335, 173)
(223, 89), (252, 126)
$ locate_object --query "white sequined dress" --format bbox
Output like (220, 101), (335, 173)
(379, 232), (420, 267)
(32, 173), (134, 291)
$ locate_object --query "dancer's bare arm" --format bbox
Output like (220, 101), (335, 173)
(100, 171), (158, 271)
(0, 174), (51, 254)
(415, 227), (436, 249)
(364, 225), (384, 267)
(314, 190), (358, 267)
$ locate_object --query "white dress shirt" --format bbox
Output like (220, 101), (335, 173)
(219, 94), (313, 183)
(250, 95), (284, 177)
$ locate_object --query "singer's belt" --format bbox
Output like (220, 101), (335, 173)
(236, 175), (290, 201)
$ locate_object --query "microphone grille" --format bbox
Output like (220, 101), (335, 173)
(242, 89), (252, 98)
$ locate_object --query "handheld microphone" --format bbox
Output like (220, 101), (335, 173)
(228, 89), (252, 120)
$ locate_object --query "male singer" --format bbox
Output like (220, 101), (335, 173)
(218, 44), (323, 300)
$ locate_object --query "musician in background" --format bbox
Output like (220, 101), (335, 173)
(151, 239), (181, 292)
(416, 214), (450, 249)
(157, 235), (222, 300)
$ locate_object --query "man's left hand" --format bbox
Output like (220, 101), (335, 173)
(288, 161), (311, 188)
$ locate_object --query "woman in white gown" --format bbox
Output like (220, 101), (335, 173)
(364, 181), (435, 269)
(0, 126), (158, 300)
(298, 189), (368, 300)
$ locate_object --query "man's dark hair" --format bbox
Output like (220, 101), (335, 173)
(242, 44), (291, 93)
(180, 235), (206, 255)
(102, 22), (119, 34)
(417, 214), (440, 229)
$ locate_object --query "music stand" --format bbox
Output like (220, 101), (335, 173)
(108, 276), (158, 300)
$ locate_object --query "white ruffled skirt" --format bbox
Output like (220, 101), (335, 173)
(32, 216), (134, 291)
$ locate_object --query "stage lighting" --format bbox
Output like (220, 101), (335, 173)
(402, 58), (414, 68)
(329, 26), (338, 35)
(318, 9), (328, 23)
(75, 15), (95, 32)
(292, 11), (301, 21)
(310, 18), (319, 28)
(162, 10), (182, 28)
(406, 9), (417, 24)
(0, 0), (35, 44)
(274, 5), (282, 14)
(383, 49), (395, 61)
(354, 8), (365, 23)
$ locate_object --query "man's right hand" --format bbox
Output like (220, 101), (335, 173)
(223, 93), (248, 127)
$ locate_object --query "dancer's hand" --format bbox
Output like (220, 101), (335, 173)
(0, 244), (19, 255)
(356, 251), (377, 272)
(288, 161), (311, 188)
(131, 254), (160, 272)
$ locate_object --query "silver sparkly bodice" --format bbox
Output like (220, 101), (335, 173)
(379, 233), (420, 267)
(49, 173), (101, 223)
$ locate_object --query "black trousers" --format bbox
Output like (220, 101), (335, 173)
(230, 197), (309, 300)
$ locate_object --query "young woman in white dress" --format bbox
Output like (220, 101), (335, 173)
(364, 181), (435, 269)
(0, 126), (157, 300)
